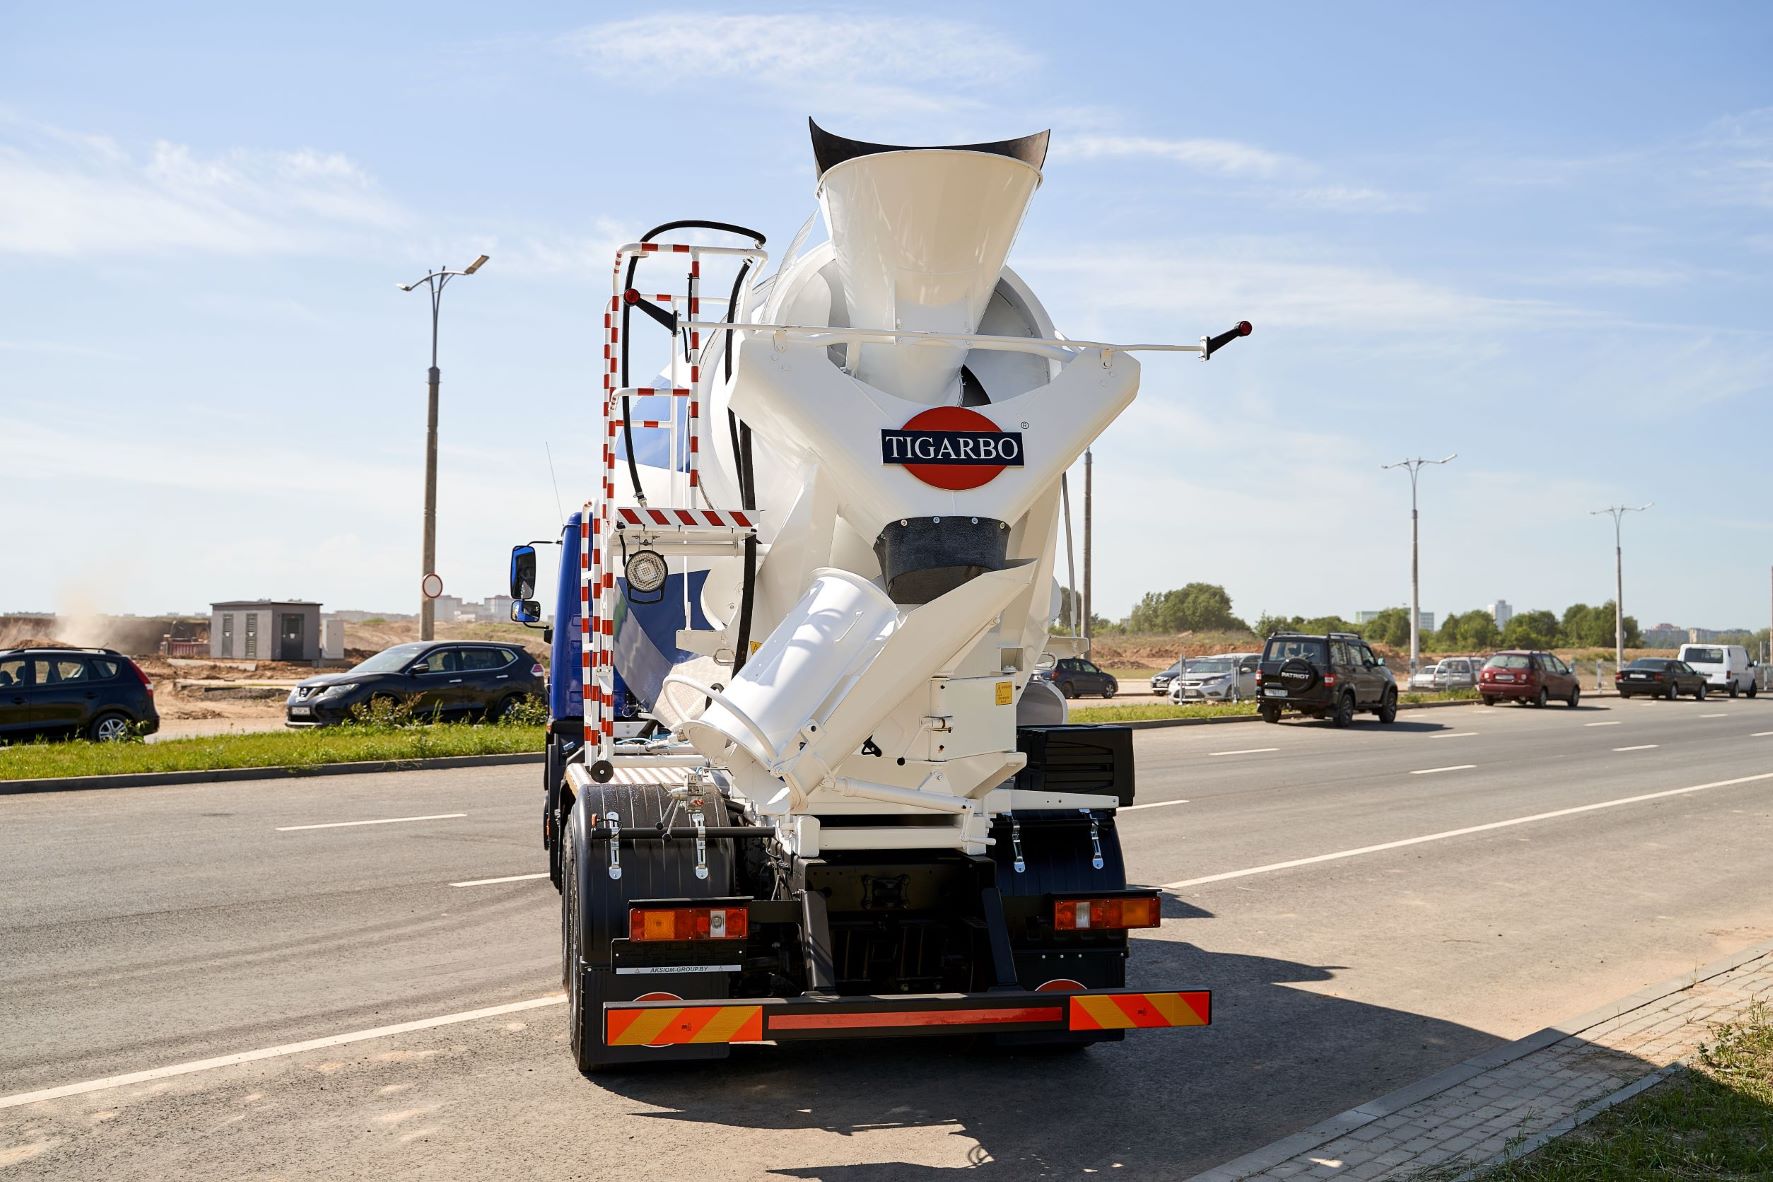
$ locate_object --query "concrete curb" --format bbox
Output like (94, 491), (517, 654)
(0, 751), (545, 796)
(1115, 697), (1481, 731)
(1185, 934), (1773, 1181)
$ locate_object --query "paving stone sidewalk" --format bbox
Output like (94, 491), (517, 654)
(1188, 937), (1773, 1181)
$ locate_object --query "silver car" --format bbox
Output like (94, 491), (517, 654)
(1169, 653), (1259, 703)
(1435, 656), (1480, 690)
(1408, 662), (1443, 691)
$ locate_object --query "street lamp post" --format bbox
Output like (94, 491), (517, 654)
(1590, 503), (1652, 673)
(1381, 453), (1456, 674)
(398, 254), (489, 641)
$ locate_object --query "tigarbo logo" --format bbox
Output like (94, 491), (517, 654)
(881, 406), (1024, 491)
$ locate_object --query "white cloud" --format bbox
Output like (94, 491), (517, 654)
(560, 13), (1039, 116)
(1057, 134), (1304, 178)
(0, 113), (404, 257)
(1282, 185), (1419, 213)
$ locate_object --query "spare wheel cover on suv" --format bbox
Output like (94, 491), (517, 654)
(1278, 656), (1320, 692)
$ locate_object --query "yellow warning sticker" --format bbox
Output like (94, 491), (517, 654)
(995, 681), (1013, 706)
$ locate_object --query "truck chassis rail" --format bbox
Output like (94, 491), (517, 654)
(605, 988), (1211, 1047)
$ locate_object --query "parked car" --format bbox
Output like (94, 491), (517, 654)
(0, 647), (159, 742)
(1478, 651), (1581, 707)
(1039, 656), (1117, 699)
(1615, 658), (1709, 700)
(1254, 631), (1397, 727)
(1435, 656), (1481, 690)
(1675, 644), (1758, 698)
(1407, 662), (1443, 691)
(1150, 660), (1185, 696)
(1168, 653), (1258, 703)
(286, 641), (544, 726)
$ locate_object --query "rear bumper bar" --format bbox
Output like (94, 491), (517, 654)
(605, 988), (1211, 1047)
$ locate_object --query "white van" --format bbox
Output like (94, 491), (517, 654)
(1676, 643), (1759, 698)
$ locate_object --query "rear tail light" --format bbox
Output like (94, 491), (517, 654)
(530, 662), (544, 676)
(1054, 895), (1161, 932)
(629, 906), (748, 942)
(1254, 671), (1263, 685)
(1323, 672), (1338, 687)
(126, 659), (153, 695)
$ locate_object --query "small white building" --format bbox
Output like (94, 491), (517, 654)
(210, 600), (321, 662)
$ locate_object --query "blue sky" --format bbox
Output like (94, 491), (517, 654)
(2, 2), (1769, 630)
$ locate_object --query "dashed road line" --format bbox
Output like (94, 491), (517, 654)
(1754, 731), (1773, 738)
(1585, 721), (1623, 727)
(1410, 764), (1476, 776)
(1121, 798), (1189, 812)
(1700, 713), (1731, 718)
(276, 813), (467, 832)
(1208, 747), (1278, 757)
(1159, 772), (1773, 891)
(1613, 745), (1659, 753)
(451, 871), (551, 887)
(1428, 732), (1478, 740)
(0, 995), (565, 1111)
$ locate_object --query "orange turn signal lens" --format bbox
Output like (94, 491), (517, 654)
(628, 906), (749, 942)
(1053, 896), (1161, 931)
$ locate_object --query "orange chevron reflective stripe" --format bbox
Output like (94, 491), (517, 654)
(606, 1003), (764, 1047)
(1067, 991), (1211, 1031)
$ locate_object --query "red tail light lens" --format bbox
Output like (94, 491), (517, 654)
(530, 662), (544, 676)
(629, 906), (748, 942)
(1323, 672), (1338, 687)
(1054, 896), (1161, 931)
(126, 659), (153, 695)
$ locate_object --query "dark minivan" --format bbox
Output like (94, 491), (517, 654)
(286, 641), (544, 726)
(0, 647), (160, 742)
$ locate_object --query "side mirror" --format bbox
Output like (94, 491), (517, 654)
(511, 599), (542, 624)
(509, 544), (538, 601)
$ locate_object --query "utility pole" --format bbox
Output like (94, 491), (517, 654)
(1381, 454), (1456, 674)
(398, 254), (489, 640)
(1082, 448), (1093, 655)
(1589, 503), (1652, 672)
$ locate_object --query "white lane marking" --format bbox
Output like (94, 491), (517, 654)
(451, 871), (551, 887)
(1160, 771), (1773, 891)
(1410, 764), (1476, 776)
(1585, 721), (1623, 727)
(0, 995), (564, 1111)
(1614, 745), (1659, 753)
(1700, 713), (1730, 718)
(1121, 799), (1190, 812)
(1754, 732), (1773, 738)
(1208, 747), (1278, 757)
(1428, 732), (1478, 740)
(276, 813), (467, 832)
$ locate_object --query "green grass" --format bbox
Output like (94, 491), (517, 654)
(1071, 688), (1476, 724)
(1455, 1003), (1773, 1181)
(0, 721), (545, 781)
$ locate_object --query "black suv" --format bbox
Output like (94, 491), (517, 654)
(1040, 656), (1118, 699)
(1256, 632), (1397, 726)
(0, 648), (160, 743)
(286, 640), (544, 727)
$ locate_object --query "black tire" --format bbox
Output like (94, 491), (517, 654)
(1277, 657), (1320, 694)
(1330, 692), (1355, 728)
(1260, 704), (1281, 724)
(1376, 688), (1398, 724)
(1566, 686), (1581, 708)
(87, 711), (133, 742)
(1480, 696), (1495, 706)
(562, 786), (736, 1074)
(1664, 682), (1677, 702)
(1728, 681), (1739, 699)
(1532, 688), (1548, 709)
(1102, 681), (1116, 699)
(1748, 682), (1758, 699)
(1059, 682), (1075, 699)
(492, 694), (524, 721)
(1694, 682), (1706, 701)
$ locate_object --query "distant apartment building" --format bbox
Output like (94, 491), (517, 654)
(1488, 599), (1514, 628)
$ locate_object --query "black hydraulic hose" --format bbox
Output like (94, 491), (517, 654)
(618, 221), (766, 504)
(732, 532), (758, 676)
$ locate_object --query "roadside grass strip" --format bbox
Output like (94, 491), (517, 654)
(0, 722), (545, 781)
(1466, 1003), (1773, 1181)
(1071, 689), (1475, 725)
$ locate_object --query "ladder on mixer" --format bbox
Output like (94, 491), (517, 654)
(583, 238), (768, 758)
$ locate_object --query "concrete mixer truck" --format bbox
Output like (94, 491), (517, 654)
(508, 121), (1251, 1071)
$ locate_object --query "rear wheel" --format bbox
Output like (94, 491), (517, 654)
(1260, 704), (1281, 724)
(1330, 693), (1355, 728)
(1728, 681), (1739, 699)
(1376, 688), (1397, 724)
(1059, 681), (1075, 699)
(88, 712), (132, 742)
(1664, 682), (1678, 702)
(1480, 696), (1495, 707)
(1532, 688), (1548, 709)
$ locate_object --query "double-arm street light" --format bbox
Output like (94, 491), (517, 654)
(1382, 453), (1457, 674)
(398, 254), (489, 640)
(1590, 503), (1652, 672)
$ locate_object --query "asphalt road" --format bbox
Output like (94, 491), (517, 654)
(4, 695), (1772, 1179)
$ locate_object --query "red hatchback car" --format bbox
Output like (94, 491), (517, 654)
(1478, 650), (1581, 708)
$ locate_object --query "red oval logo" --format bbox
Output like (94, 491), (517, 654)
(880, 406), (1024, 491)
